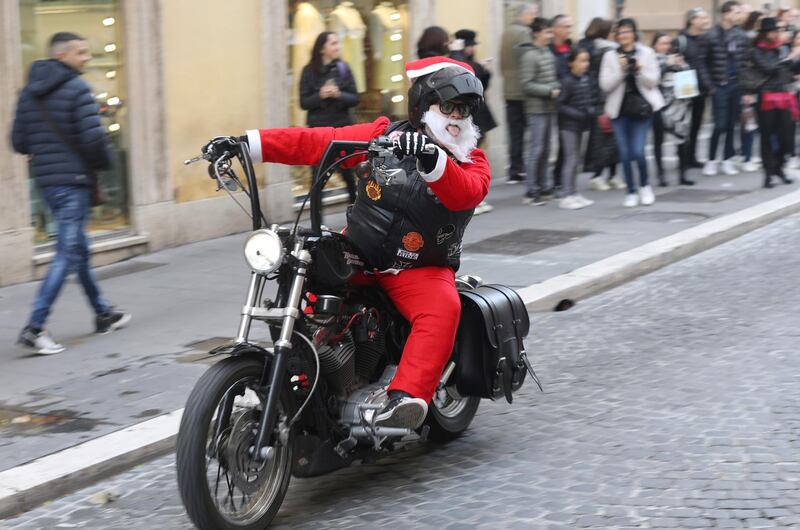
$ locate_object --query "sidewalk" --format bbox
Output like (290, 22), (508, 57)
(1, 157), (799, 515)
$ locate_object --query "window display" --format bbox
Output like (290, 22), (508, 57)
(18, 0), (129, 244)
(288, 0), (408, 197)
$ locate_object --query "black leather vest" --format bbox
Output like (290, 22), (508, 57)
(346, 126), (475, 272)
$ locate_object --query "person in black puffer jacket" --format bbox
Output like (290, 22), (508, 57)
(704, 1), (750, 176)
(556, 48), (597, 209)
(11, 32), (128, 355)
(746, 17), (800, 187)
(299, 31), (360, 202)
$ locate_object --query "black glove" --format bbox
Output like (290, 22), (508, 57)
(393, 131), (440, 173)
(202, 135), (245, 161)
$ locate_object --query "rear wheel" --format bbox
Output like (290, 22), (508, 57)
(176, 356), (293, 530)
(422, 385), (480, 442)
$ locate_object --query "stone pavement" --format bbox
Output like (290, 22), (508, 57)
(4, 211), (800, 530)
(0, 152), (796, 476)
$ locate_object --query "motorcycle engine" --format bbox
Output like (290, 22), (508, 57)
(311, 305), (385, 398)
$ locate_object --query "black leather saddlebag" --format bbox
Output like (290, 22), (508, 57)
(452, 284), (533, 403)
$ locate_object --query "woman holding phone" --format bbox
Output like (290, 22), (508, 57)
(599, 18), (664, 207)
(299, 31), (360, 202)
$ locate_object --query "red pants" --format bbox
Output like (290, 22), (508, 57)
(354, 266), (460, 402)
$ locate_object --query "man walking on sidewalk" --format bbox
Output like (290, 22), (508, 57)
(11, 32), (130, 355)
(704, 1), (748, 176)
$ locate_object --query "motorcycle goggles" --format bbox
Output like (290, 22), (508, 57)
(438, 99), (474, 118)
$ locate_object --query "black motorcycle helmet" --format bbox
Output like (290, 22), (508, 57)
(407, 66), (484, 128)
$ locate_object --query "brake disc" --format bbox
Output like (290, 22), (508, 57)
(224, 409), (272, 495)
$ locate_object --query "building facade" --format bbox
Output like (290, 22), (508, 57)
(1, 0), (794, 287)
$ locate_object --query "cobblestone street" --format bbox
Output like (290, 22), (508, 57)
(4, 215), (800, 530)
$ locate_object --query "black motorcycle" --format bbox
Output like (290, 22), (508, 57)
(176, 134), (541, 529)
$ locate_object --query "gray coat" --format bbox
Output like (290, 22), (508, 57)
(517, 43), (560, 114)
(500, 21), (532, 100)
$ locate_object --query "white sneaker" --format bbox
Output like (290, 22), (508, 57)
(17, 328), (65, 355)
(558, 196), (585, 210)
(473, 201), (493, 215)
(588, 178), (611, 191)
(703, 161), (719, 176)
(374, 395), (428, 429)
(721, 160), (739, 175)
(608, 176), (627, 190)
(575, 194), (594, 207)
(623, 193), (639, 207)
(741, 160), (761, 172)
(788, 157), (800, 169)
(639, 185), (655, 206)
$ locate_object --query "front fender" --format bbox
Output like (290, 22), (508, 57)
(208, 341), (273, 358)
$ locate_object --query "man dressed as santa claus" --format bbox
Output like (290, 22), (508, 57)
(243, 57), (490, 430)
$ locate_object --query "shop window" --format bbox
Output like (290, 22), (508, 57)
(19, 0), (129, 244)
(288, 0), (409, 198)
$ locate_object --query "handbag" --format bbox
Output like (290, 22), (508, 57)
(32, 97), (106, 206)
(673, 69), (699, 99)
(620, 88), (653, 119)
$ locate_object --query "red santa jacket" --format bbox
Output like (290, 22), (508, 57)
(246, 117), (491, 271)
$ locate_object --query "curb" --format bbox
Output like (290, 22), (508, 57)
(519, 189), (800, 311)
(0, 409), (182, 519)
(3, 189), (800, 519)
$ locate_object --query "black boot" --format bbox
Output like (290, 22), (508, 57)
(679, 175), (696, 186)
(764, 175), (775, 189)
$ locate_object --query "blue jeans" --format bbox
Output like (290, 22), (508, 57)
(709, 83), (741, 161)
(611, 115), (652, 193)
(28, 186), (110, 329)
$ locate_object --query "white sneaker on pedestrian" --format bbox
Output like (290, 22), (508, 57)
(575, 194), (594, 207)
(639, 185), (655, 206)
(473, 201), (493, 215)
(17, 327), (65, 355)
(741, 160), (761, 172)
(788, 157), (800, 169)
(703, 160), (719, 176)
(721, 160), (739, 175)
(608, 176), (627, 190)
(623, 193), (639, 207)
(558, 196), (584, 210)
(588, 177), (611, 191)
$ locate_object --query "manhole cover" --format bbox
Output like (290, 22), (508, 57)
(464, 229), (592, 255)
(658, 188), (749, 203)
(618, 211), (711, 223)
(184, 337), (236, 351)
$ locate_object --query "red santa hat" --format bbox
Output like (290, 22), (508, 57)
(404, 57), (475, 80)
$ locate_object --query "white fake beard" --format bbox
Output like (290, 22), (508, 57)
(421, 107), (480, 163)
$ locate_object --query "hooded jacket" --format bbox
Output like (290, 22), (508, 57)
(11, 59), (112, 188)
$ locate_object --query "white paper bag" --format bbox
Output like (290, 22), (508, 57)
(674, 69), (699, 100)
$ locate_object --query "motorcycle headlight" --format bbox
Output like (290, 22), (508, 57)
(243, 229), (284, 273)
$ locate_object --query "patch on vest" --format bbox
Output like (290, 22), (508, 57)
(402, 232), (425, 252)
(366, 180), (382, 201)
(436, 224), (456, 245)
(397, 249), (419, 260)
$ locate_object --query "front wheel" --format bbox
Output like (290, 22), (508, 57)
(422, 386), (480, 442)
(176, 356), (293, 530)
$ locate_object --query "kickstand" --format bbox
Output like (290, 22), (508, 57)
(521, 352), (543, 392)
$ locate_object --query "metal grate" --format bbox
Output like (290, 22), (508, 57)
(464, 229), (592, 255)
